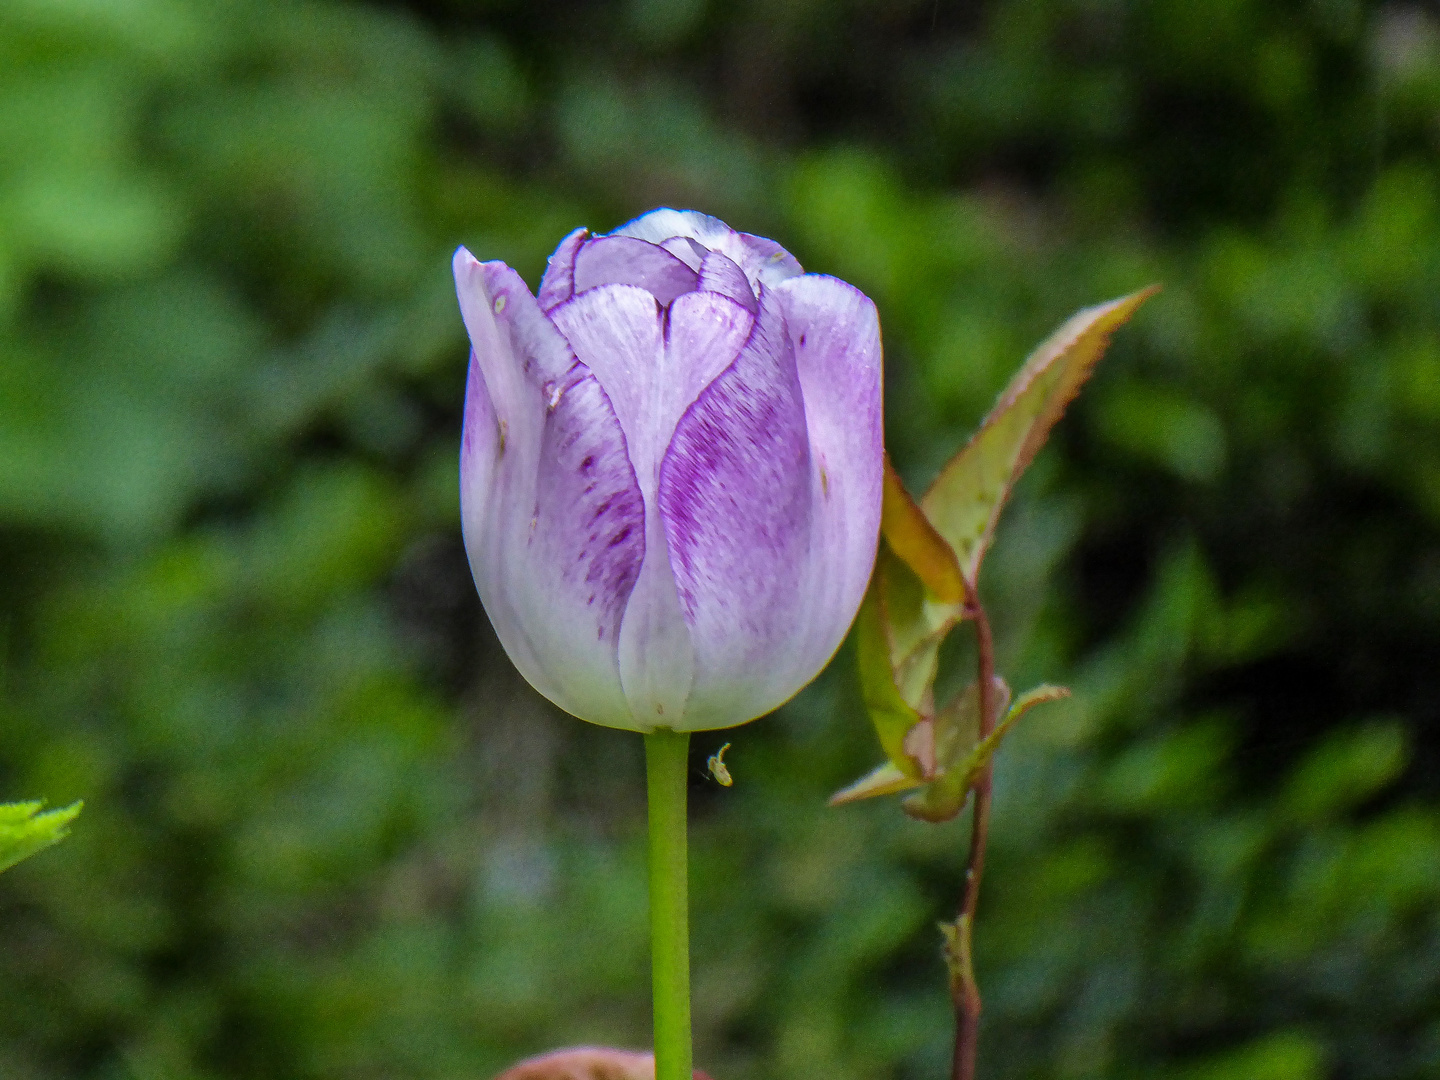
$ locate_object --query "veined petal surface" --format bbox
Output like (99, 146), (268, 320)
(656, 290), (815, 728)
(697, 249), (758, 313)
(777, 274), (885, 670)
(455, 248), (645, 728)
(550, 284), (755, 726)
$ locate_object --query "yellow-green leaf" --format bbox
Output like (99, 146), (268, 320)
(854, 572), (925, 774)
(0, 800), (82, 874)
(828, 761), (924, 807)
(875, 545), (964, 715)
(922, 287), (1158, 586)
(881, 455), (965, 604)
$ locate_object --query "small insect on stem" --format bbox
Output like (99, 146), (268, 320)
(707, 743), (733, 787)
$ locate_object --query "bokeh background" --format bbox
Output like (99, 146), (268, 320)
(3, 1), (1439, 1078)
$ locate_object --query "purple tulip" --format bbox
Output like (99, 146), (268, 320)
(455, 209), (883, 732)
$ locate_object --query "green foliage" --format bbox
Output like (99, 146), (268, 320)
(834, 289), (1145, 819)
(2, 1), (1440, 1080)
(922, 289), (1156, 587)
(0, 801), (80, 874)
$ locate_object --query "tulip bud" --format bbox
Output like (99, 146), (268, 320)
(455, 209), (883, 732)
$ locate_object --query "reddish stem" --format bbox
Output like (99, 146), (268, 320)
(951, 595), (997, 1080)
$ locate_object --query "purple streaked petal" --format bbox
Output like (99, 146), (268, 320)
(549, 286), (756, 725)
(612, 207), (805, 293)
(573, 236), (699, 306)
(455, 247), (645, 728)
(537, 227), (588, 312)
(655, 290), (815, 729)
(549, 285), (753, 491)
(774, 272), (884, 700)
(697, 249), (758, 314)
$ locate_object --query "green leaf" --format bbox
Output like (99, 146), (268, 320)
(828, 761), (923, 807)
(849, 546), (965, 781)
(1280, 720), (1409, 825)
(1172, 1031), (1326, 1080)
(877, 545), (963, 714)
(904, 684), (1067, 823)
(880, 455), (965, 603)
(0, 800), (82, 874)
(921, 288), (1158, 587)
(853, 569), (925, 775)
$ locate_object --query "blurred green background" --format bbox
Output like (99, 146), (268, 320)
(2, 0), (1439, 1078)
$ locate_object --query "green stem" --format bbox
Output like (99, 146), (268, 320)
(645, 729), (692, 1080)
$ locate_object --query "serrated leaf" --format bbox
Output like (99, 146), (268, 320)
(881, 455), (965, 604)
(0, 800), (82, 874)
(904, 684), (1069, 822)
(922, 287), (1158, 586)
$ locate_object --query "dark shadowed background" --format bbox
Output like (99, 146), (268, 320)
(2, 1), (1439, 1078)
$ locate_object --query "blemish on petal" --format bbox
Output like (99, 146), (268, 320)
(820, 467), (829, 498)
(494, 294), (507, 314)
(498, 418), (508, 456)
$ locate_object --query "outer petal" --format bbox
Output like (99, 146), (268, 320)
(655, 275), (883, 730)
(455, 247), (646, 729)
(536, 227), (587, 312)
(573, 235), (699, 305)
(613, 208), (805, 294)
(656, 289), (816, 729)
(549, 285), (755, 727)
(774, 273), (884, 706)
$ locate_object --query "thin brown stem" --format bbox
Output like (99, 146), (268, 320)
(950, 595), (997, 1080)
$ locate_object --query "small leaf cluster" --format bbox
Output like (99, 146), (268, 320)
(833, 292), (1154, 823)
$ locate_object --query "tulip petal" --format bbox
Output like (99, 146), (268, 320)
(665, 273), (885, 730)
(550, 285), (753, 494)
(613, 208), (805, 293)
(573, 235), (699, 306)
(536, 227), (587, 312)
(551, 285), (755, 726)
(455, 248), (646, 729)
(777, 275), (885, 676)
(657, 290), (817, 729)
(697, 249), (758, 314)
(660, 235), (708, 270)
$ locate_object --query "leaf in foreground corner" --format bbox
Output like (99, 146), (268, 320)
(921, 287), (1158, 587)
(0, 801), (82, 874)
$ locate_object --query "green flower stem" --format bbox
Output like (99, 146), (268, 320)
(645, 728), (692, 1080)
